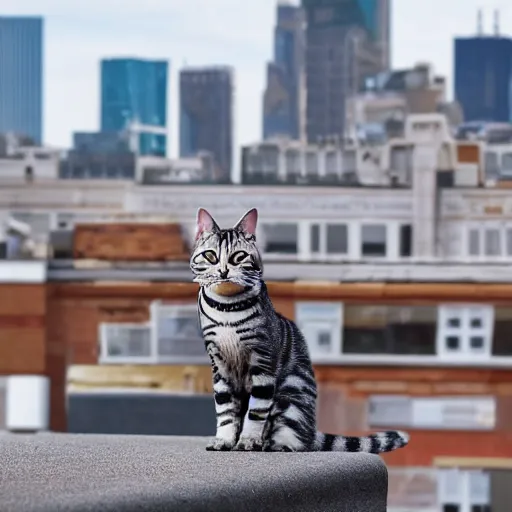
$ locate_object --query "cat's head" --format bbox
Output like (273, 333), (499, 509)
(190, 208), (263, 293)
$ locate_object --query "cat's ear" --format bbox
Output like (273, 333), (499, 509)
(233, 208), (258, 237)
(195, 208), (219, 240)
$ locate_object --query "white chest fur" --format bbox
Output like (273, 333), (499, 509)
(213, 326), (246, 366)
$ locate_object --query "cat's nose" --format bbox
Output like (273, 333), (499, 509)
(219, 269), (229, 279)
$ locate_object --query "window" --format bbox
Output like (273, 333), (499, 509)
(261, 223), (298, 254)
(484, 228), (500, 256)
(466, 223), (511, 258)
(369, 396), (495, 430)
(436, 305), (494, 358)
(152, 303), (206, 360)
(438, 469), (490, 512)
(492, 306), (512, 356)
(326, 224), (348, 254)
(295, 302), (342, 358)
(361, 224), (387, 257)
(305, 152), (318, 175)
(285, 150), (300, 176)
(99, 323), (152, 362)
(399, 224), (413, 257)
(310, 224), (320, 253)
(343, 305), (436, 355)
(468, 229), (480, 256)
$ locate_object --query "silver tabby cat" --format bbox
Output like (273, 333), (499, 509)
(190, 207), (410, 453)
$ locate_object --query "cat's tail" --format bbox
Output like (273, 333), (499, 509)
(314, 430), (409, 453)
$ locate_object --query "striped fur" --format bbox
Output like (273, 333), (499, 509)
(190, 207), (410, 453)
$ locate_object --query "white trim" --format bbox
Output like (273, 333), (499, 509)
(0, 261), (46, 283)
(464, 220), (512, 261)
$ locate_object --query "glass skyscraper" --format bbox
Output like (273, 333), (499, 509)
(179, 66), (234, 182)
(455, 36), (512, 123)
(100, 58), (168, 156)
(0, 16), (43, 144)
(301, 0), (390, 142)
(262, 4), (305, 141)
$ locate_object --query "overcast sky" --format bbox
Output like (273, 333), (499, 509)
(5, 0), (512, 156)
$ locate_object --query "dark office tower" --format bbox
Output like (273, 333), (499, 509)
(179, 66), (234, 183)
(301, 0), (389, 143)
(101, 58), (168, 156)
(262, 2), (305, 141)
(454, 25), (512, 123)
(0, 16), (43, 144)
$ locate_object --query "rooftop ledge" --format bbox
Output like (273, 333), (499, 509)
(0, 433), (388, 512)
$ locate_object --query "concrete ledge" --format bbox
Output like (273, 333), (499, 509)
(0, 433), (388, 512)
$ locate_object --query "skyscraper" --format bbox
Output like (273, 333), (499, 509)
(262, 2), (305, 141)
(100, 58), (168, 157)
(454, 34), (512, 123)
(0, 16), (43, 144)
(301, 0), (390, 143)
(179, 66), (234, 183)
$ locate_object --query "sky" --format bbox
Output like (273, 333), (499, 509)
(5, 0), (512, 158)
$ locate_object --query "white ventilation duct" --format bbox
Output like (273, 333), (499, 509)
(6, 375), (50, 432)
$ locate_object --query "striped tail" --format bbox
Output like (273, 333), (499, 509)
(315, 430), (409, 453)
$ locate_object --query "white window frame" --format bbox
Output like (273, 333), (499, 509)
(259, 222), (300, 260)
(150, 301), (207, 364)
(98, 322), (153, 364)
(464, 221), (512, 260)
(295, 302), (343, 360)
(436, 305), (494, 360)
(308, 222), (350, 260)
(438, 468), (490, 512)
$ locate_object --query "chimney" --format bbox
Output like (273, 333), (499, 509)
(477, 9), (483, 36)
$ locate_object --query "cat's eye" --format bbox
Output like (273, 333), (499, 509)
(202, 250), (218, 264)
(229, 251), (249, 265)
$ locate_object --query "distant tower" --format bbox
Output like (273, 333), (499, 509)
(494, 9), (500, 36)
(477, 9), (483, 36)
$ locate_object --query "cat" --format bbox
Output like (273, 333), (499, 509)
(190, 206), (409, 453)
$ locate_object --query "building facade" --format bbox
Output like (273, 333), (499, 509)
(454, 35), (512, 123)
(0, 16), (43, 144)
(100, 58), (168, 157)
(301, 0), (389, 142)
(262, 3), (305, 141)
(179, 66), (234, 183)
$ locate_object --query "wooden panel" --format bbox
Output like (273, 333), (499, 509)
(457, 143), (480, 163)
(0, 328), (46, 373)
(49, 281), (512, 303)
(73, 223), (190, 261)
(67, 365), (214, 393)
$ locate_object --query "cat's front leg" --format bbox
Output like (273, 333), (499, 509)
(207, 364), (243, 451)
(233, 354), (275, 452)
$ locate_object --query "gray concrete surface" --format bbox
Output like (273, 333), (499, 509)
(0, 433), (388, 512)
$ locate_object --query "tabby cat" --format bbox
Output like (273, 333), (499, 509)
(190, 207), (409, 453)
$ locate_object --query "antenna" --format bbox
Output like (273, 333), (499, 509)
(477, 9), (483, 36)
(494, 9), (500, 36)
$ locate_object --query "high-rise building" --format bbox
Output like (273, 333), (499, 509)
(179, 66), (234, 183)
(100, 58), (168, 157)
(301, 0), (390, 143)
(454, 34), (512, 123)
(262, 2), (305, 141)
(0, 16), (43, 144)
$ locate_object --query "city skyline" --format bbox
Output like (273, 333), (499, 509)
(3, 0), (512, 163)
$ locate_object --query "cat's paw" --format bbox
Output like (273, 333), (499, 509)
(262, 440), (294, 452)
(233, 436), (263, 451)
(206, 437), (236, 451)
